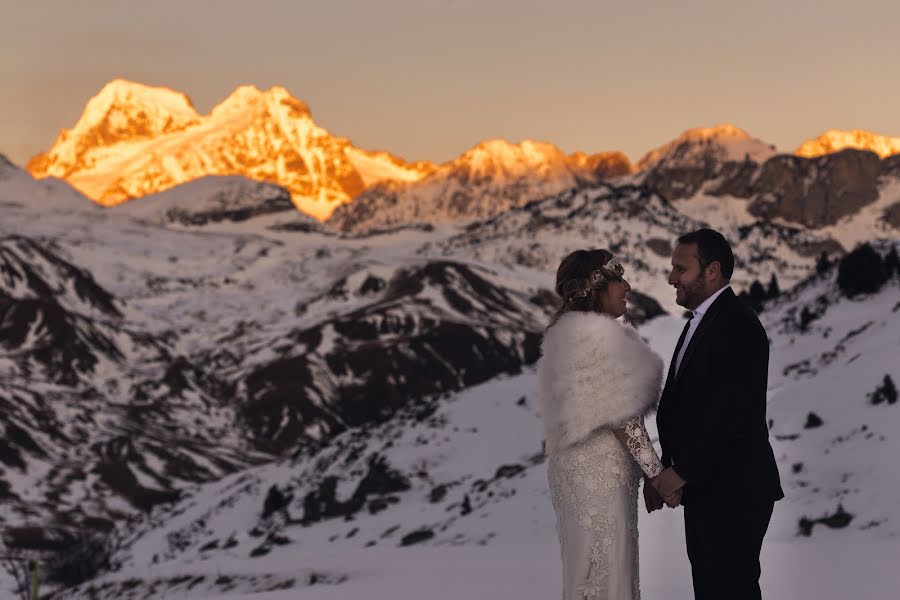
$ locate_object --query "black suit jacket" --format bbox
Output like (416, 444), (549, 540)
(656, 288), (784, 507)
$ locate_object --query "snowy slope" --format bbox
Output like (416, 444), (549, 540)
(420, 182), (835, 315)
(51, 263), (900, 600)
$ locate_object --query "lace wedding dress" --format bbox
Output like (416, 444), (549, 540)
(537, 311), (665, 600)
(547, 417), (662, 600)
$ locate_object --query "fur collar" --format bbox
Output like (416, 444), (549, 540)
(537, 311), (663, 453)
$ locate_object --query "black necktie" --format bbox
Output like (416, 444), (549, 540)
(667, 314), (694, 383)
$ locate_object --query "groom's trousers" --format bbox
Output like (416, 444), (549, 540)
(684, 502), (774, 600)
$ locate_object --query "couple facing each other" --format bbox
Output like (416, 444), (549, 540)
(537, 228), (784, 600)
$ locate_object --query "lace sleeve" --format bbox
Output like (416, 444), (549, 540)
(614, 417), (663, 479)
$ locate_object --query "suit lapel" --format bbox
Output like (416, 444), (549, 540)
(673, 288), (733, 382)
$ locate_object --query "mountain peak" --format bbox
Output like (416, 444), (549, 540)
(27, 79), (201, 179)
(795, 129), (900, 159)
(637, 123), (777, 171)
(210, 84), (311, 121)
(80, 78), (200, 132)
(454, 138), (570, 178)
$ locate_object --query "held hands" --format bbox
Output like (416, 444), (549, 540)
(649, 468), (687, 509)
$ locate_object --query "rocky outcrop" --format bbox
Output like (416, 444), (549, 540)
(746, 149), (881, 228)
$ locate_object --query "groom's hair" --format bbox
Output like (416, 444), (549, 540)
(676, 228), (734, 280)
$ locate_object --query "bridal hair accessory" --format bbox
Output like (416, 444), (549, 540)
(570, 257), (625, 299)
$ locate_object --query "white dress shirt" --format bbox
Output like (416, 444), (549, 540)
(674, 284), (731, 375)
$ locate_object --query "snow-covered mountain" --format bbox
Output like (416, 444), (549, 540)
(796, 129), (900, 159)
(2, 132), (899, 599)
(110, 176), (299, 227)
(625, 124), (900, 236)
(327, 139), (631, 233)
(0, 233), (272, 550)
(418, 182), (839, 315)
(47, 244), (900, 600)
(636, 124), (777, 172)
(1, 153), (101, 214)
(27, 80), (434, 219)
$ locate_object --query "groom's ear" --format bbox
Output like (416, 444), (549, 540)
(706, 260), (722, 281)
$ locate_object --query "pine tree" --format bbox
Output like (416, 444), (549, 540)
(799, 306), (815, 332)
(747, 280), (766, 313)
(837, 243), (888, 298)
(884, 244), (900, 278)
(767, 273), (780, 299)
(815, 251), (831, 275)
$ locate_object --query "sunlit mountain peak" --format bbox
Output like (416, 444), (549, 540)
(637, 123), (777, 171)
(795, 129), (900, 159)
(26, 80), (428, 219)
(209, 84), (311, 121)
(454, 139), (572, 179)
(76, 78), (200, 139)
(27, 79), (201, 179)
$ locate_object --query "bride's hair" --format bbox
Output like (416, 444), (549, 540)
(547, 248), (619, 328)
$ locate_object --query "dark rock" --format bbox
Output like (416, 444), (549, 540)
(262, 485), (293, 520)
(869, 375), (898, 406)
(494, 464), (525, 479)
(645, 238), (673, 257)
(798, 504), (854, 536)
(625, 290), (667, 324)
(460, 494), (472, 515)
(804, 413), (824, 429)
(748, 150), (881, 228)
(399, 528), (434, 546)
(428, 485), (448, 503)
(884, 202), (900, 228)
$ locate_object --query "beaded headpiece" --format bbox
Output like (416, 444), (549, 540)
(570, 256), (625, 299)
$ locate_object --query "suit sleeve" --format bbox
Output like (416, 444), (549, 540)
(671, 313), (768, 487)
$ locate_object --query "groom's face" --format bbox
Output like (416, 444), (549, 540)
(669, 243), (708, 309)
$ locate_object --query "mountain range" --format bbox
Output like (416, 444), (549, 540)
(24, 79), (900, 234)
(0, 80), (898, 598)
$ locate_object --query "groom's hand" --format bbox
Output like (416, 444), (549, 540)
(662, 488), (682, 508)
(652, 467), (686, 507)
(643, 477), (664, 512)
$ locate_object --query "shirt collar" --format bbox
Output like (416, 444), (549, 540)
(693, 284), (730, 318)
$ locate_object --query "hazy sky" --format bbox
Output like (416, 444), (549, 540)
(2, 0), (899, 167)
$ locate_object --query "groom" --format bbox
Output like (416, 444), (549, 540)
(652, 228), (784, 600)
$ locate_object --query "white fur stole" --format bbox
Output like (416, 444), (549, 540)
(537, 311), (663, 454)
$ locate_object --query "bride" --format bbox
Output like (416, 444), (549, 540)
(538, 249), (679, 600)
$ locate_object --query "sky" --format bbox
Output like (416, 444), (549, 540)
(1, 0), (899, 167)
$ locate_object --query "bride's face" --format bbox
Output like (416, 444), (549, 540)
(597, 277), (631, 317)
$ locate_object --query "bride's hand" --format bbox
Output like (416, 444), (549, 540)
(643, 477), (665, 512)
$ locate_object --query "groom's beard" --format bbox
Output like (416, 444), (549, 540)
(676, 279), (707, 310)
